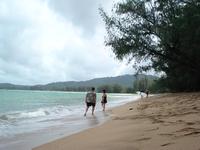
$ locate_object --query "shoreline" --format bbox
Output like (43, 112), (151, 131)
(0, 111), (110, 150)
(0, 94), (140, 150)
(34, 92), (200, 150)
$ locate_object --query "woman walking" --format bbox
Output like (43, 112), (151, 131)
(101, 89), (107, 111)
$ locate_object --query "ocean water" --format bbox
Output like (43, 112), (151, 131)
(0, 90), (140, 150)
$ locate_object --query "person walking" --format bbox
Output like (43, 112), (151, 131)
(84, 87), (96, 116)
(101, 89), (107, 111)
(146, 89), (149, 98)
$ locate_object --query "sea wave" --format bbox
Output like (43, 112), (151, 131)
(0, 105), (79, 123)
(0, 93), (140, 138)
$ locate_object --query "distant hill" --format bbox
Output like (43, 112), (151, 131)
(0, 83), (30, 90)
(0, 74), (157, 91)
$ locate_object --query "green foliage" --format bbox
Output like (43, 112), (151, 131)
(133, 75), (155, 92)
(97, 84), (113, 92)
(124, 87), (134, 93)
(100, 0), (200, 92)
(112, 84), (123, 93)
(97, 84), (127, 93)
(148, 77), (170, 93)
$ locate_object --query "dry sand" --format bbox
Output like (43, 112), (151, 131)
(33, 93), (200, 150)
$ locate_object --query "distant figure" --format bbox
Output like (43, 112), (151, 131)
(146, 90), (149, 98)
(140, 90), (145, 99)
(84, 87), (96, 116)
(101, 89), (107, 111)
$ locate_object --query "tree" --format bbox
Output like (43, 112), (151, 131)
(97, 84), (124, 93)
(100, 0), (200, 91)
(112, 84), (123, 93)
(124, 87), (134, 93)
(133, 74), (154, 91)
(97, 84), (113, 93)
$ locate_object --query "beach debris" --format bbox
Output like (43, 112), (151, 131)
(129, 107), (133, 110)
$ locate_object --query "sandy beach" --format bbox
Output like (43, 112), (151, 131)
(33, 93), (200, 150)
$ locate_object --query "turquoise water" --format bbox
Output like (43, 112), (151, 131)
(0, 90), (86, 113)
(0, 90), (139, 138)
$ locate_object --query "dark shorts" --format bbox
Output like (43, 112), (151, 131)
(101, 100), (107, 104)
(86, 102), (96, 107)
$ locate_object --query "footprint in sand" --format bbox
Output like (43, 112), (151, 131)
(161, 142), (174, 147)
(183, 131), (200, 136)
(135, 137), (151, 141)
(176, 127), (196, 132)
(175, 127), (200, 137)
(159, 133), (174, 137)
(186, 122), (195, 125)
(145, 127), (159, 132)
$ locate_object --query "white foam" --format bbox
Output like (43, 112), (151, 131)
(0, 93), (140, 138)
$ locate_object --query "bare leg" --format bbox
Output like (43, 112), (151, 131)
(102, 103), (105, 111)
(92, 105), (95, 115)
(84, 106), (89, 116)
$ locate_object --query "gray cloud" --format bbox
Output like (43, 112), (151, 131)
(0, 0), (133, 85)
(47, 0), (111, 35)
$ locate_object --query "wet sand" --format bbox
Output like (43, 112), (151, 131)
(0, 113), (109, 150)
(33, 93), (200, 150)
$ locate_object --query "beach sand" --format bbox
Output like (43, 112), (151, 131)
(33, 93), (200, 150)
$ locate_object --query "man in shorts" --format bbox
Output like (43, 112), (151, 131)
(84, 87), (96, 116)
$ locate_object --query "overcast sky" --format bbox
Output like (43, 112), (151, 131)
(0, 0), (134, 85)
